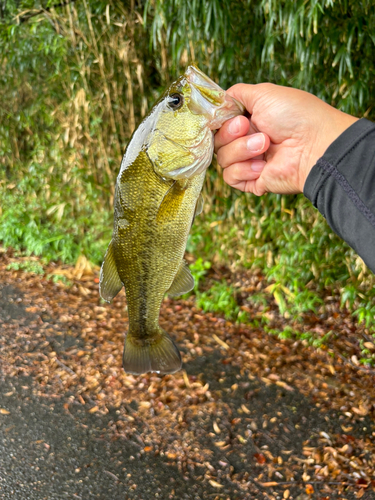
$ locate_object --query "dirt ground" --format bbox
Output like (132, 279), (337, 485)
(0, 251), (375, 500)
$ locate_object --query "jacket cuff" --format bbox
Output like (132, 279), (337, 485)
(304, 118), (375, 207)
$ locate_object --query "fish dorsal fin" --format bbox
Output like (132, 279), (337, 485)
(99, 240), (123, 302)
(194, 192), (204, 218)
(167, 260), (195, 297)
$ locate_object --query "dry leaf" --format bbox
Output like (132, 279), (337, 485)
(213, 422), (221, 434)
(214, 441), (227, 447)
(241, 404), (250, 414)
(357, 488), (365, 499)
(209, 480), (224, 488)
(363, 342), (375, 350)
(0, 409), (10, 415)
(305, 484), (314, 495)
(212, 334), (229, 350)
(254, 453), (266, 464)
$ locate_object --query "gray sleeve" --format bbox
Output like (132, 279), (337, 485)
(303, 118), (375, 273)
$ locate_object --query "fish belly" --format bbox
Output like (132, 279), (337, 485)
(112, 151), (205, 374)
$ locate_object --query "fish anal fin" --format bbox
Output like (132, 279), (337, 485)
(123, 329), (181, 375)
(167, 260), (194, 297)
(99, 240), (123, 302)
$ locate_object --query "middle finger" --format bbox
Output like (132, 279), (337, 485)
(216, 133), (269, 169)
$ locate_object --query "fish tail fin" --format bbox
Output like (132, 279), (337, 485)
(123, 328), (181, 375)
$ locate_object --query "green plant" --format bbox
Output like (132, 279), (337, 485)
(189, 258), (211, 291)
(46, 274), (73, 286)
(7, 260), (44, 275)
(266, 325), (332, 348)
(196, 281), (240, 321)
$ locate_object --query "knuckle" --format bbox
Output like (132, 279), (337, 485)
(222, 168), (232, 185)
(232, 163), (241, 180)
(216, 151), (226, 168)
(258, 82), (276, 92)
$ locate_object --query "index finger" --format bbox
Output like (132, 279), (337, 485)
(226, 83), (259, 115)
(214, 115), (250, 153)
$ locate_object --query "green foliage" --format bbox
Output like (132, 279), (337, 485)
(353, 303), (375, 329)
(0, 180), (112, 264)
(196, 281), (240, 321)
(147, 0), (375, 119)
(7, 260), (44, 275)
(358, 336), (375, 366)
(47, 273), (73, 286)
(189, 258), (211, 291)
(0, 0), (154, 264)
(266, 325), (333, 349)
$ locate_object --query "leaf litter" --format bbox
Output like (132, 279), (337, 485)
(0, 250), (374, 499)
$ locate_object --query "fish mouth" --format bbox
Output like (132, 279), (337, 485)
(185, 65), (245, 130)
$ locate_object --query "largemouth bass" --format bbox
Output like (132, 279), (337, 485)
(100, 66), (244, 375)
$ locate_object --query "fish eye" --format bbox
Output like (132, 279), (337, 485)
(168, 93), (184, 110)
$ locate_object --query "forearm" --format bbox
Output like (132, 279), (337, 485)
(304, 118), (375, 273)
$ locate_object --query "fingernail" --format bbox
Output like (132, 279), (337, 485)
(247, 134), (265, 152)
(228, 116), (241, 135)
(250, 161), (265, 172)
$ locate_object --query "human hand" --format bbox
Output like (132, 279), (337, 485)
(215, 83), (358, 195)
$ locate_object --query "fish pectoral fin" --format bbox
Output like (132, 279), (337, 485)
(194, 192), (204, 218)
(155, 180), (176, 220)
(99, 240), (123, 302)
(167, 260), (195, 297)
(123, 329), (182, 375)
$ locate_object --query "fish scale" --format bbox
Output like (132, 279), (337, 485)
(115, 150), (204, 331)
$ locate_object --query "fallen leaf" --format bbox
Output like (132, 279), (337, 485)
(213, 422), (221, 434)
(209, 480), (224, 488)
(305, 484), (314, 495)
(212, 333), (230, 350)
(0, 409), (10, 415)
(356, 478), (368, 488)
(363, 342), (374, 350)
(241, 404), (250, 414)
(254, 453), (266, 464)
(357, 488), (365, 499)
(214, 441), (227, 447)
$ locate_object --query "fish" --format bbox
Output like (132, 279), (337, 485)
(99, 65), (244, 375)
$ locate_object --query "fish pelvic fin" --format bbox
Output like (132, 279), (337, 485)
(99, 240), (123, 302)
(167, 260), (194, 297)
(123, 328), (182, 375)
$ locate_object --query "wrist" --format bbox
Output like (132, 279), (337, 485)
(300, 111), (359, 192)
